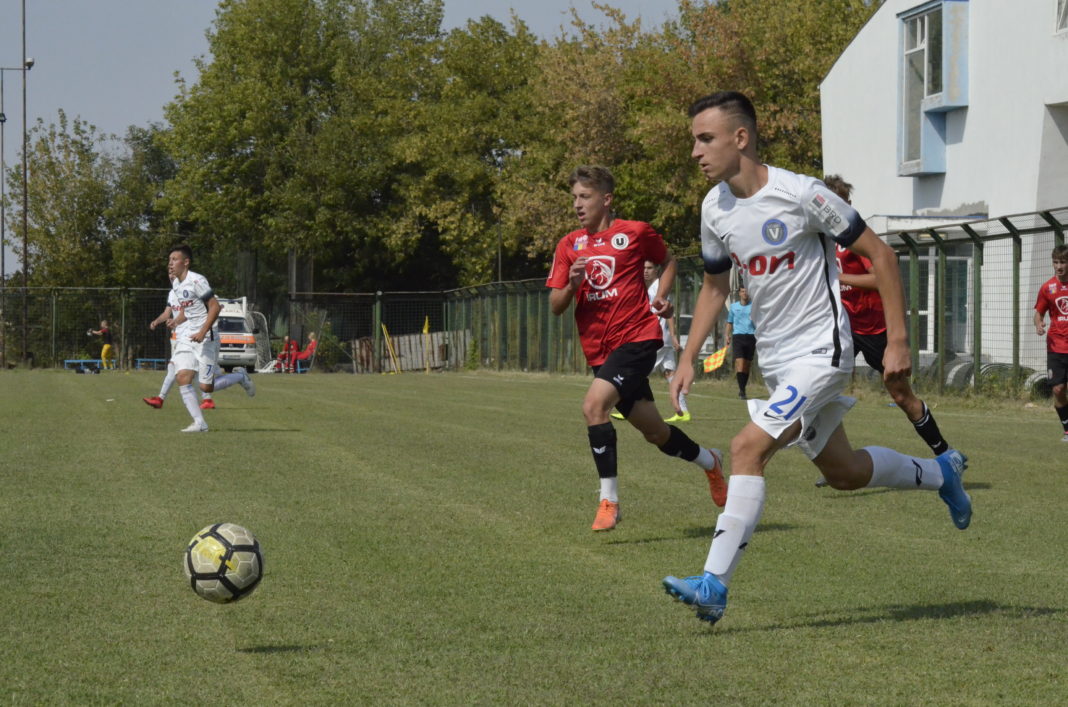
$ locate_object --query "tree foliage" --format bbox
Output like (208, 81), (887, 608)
(11, 0), (879, 291)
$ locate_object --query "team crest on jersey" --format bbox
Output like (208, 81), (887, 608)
(574, 235), (589, 251)
(1056, 296), (1068, 316)
(611, 233), (629, 250)
(585, 256), (616, 290)
(1050, 283), (1059, 295)
(762, 219), (788, 246)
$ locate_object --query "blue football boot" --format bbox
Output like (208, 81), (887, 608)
(662, 572), (728, 624)
(936, 449), (971, 530)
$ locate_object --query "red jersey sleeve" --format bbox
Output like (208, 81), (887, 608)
(638, 223), (668, 264)
(1035, 287), (1050, 315)
(546, 234), (578, 289)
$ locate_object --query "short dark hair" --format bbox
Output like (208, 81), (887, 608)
(568, 165), (615, 195)
(822, 174), (853, 202)
(170, 244), (193, 263)
(688, 91), (758, 141)
(1053, 245), (1068, 262)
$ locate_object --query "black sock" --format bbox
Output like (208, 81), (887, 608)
(737, 372), (749, 395)
(587, 423), (617, 479)
(1056, 404), (1068, 433)
(913, 402), (949, 455)
(657, 424), (700, 462)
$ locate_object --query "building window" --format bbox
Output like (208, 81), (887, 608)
(898, 1), (968, 176)
(903, 8), (942, 163)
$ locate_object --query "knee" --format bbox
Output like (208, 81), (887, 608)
(582, 398), (609, 424)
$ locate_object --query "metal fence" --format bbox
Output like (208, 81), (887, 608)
(2, 206), (1065, 395)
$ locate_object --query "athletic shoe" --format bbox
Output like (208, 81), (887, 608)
(1062, 432), (1068, 443)
(181, 421), (209, 433)
(142, 396), (164, 409)
(239, 369), (256, 397)
(591, 499), (620, 531)
(199, 399), (216, 410)
(738, 392), (747, 400)
(815, 477), (828, 488)
(936, 449), (971, 530)
(662, 572), (728, 624)
(705, 449), (727, 507)
(664, 412), (692, 423)
(610, 412), (625, 420)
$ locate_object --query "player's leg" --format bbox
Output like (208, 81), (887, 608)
(814, 423), (971, 529)
(662, 420), (784, 623)
(212, 367), (256, 397)
(144, 360), (177, 408)
(173, 349), (208, 432)
(859, 331), (950, 455)
(659, 348), (690, 422)
(1049, 353), (1068, 441)
(582, 377), (623, 530)
(733, 335), (754, 399)
(626, 398), (725, 506)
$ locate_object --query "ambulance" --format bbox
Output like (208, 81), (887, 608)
(216, 297), (259, 371)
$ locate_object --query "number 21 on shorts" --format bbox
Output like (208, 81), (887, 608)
(768, 385), (808, 420)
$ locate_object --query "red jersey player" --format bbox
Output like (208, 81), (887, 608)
(1033, 244), (1068, 442)
(823, 174), (950, 461)
(546, 165), (727, 531)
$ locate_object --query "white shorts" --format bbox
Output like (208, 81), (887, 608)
(746, 355), (855, 460)
(654, 345), (677, 373)
(171, 339), (219, 384)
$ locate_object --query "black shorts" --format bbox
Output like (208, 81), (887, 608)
(592, 339), (659, 417)
(852, 330), (887, 372)
(1049, 352), (1068, 387)
(732, 334), (756, 362)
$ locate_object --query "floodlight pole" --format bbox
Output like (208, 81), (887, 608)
(21, 0), (29, 364)
(0, 60), (32, 370)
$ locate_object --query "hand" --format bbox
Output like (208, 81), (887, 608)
(670, 359), (695, 414)
(1036, 323), (1046, 337)
(671, 335), (681, 351)
(166, 318), (178, 330)
(568, 257), (588, 290)
(651, 296), (673, 320)
(191, 330), (205, 343)
(881, 339), (912, 386)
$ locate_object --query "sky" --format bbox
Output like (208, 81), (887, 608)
(0, 0), (682, 275)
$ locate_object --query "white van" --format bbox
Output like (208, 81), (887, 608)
(216, 297), (259, 371)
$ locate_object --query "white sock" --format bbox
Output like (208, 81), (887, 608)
(692, 447), (716, 471)
(704, 475), (766, 585)
(212, 372), (242, 391)
(599, 477), (619, 503)
(159, 364), (177, 399)
(180, 385), (206, 426)
(864, 446), (942, 490)
(201, 391), (212, 401)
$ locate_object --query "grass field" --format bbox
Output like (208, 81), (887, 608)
(1, 368), (1066, 704)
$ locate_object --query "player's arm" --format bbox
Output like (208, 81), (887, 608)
(1034, 307), (1047, 337)
(192, 296), (222, 343)
(667, 310), (680, 349)
(550, 257), (586, 316)
(724, 320), (733, 345)
(149, 306), (173, 331)
(651, 251), (677, 320)
(671, 269), (730, 410)
(839, 267), (877, 291)
(847, 229), (909, 377)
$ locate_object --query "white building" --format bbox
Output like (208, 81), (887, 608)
(821, 0), (1068, 374)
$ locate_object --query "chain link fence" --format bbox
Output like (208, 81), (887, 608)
(2, 207), (1064, 396)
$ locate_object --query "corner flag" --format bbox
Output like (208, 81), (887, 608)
(703, 345), (729, 373)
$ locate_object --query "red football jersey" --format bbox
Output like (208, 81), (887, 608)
(546, 219), (668, 366)
(1035, 276), (1068, 354)
(836, 245), (886, 336)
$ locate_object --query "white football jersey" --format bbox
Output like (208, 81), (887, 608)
(171, 270), (217, 343)
(647, 280), (672, 343)
(699, 166), (866, 370)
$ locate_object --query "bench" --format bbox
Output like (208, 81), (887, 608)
(64, 359), (103, 371)
(136, 358), (169, 370)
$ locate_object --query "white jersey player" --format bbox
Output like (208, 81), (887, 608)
(148, 245), (254, 432)
(661, 91), (972, 627)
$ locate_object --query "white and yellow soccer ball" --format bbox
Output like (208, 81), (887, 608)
(184, 523), (263, 603)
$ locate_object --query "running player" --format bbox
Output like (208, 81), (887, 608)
(809, 175), (949, 487)
(547, 165), (727, 531)
(143, 290), (214, 410)
(1033, 244), (1068, 442)
(149, 245), (254, 432)
(661, 92), (971, 625)
(645, 260), (690, 422)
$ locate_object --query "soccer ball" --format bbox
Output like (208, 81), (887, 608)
(184, 523), (263, 603)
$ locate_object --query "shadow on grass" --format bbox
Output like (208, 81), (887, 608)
(213, 428), (304, 433)
(237, 644), (328, 654)
(712, 600), (1060, 635)
(604, 522), (799, 546)
(819, 481), (991, 500)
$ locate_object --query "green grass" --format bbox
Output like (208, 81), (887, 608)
(1, 369), (1066, 704)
